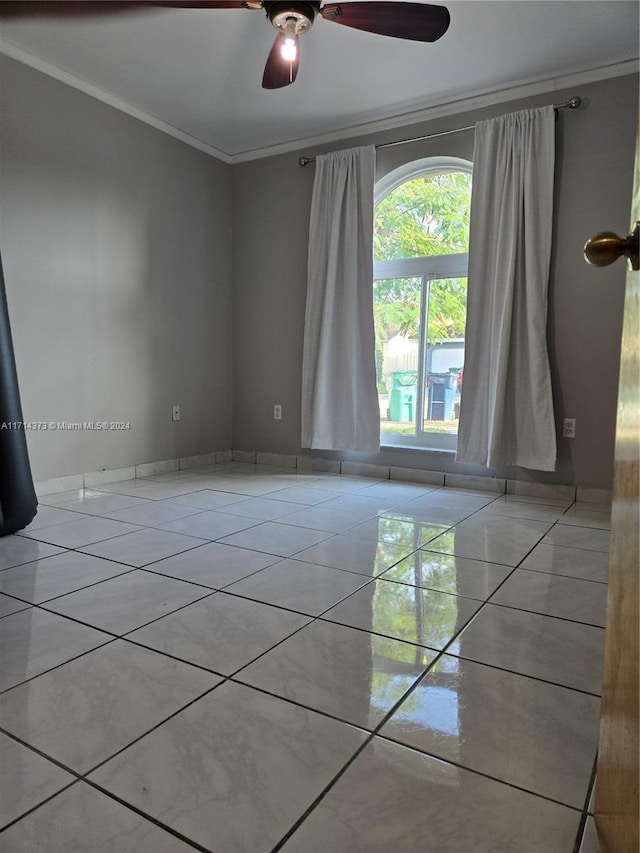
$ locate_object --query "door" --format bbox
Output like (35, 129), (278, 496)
(589, 121), (639, 852)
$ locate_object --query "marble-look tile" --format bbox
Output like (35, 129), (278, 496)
(19, 516), (142, 549)
(423, 528), (534, 567)
(0, 593), (30, 618)
(278, 505), (365, 533)
(195, 477), (287, 497)
(164, 489), (250, 510)
(218, 521), (331, 557)
(91, 478), (151, 496)
(90, 681), (367, 853)
(344, 517), (448, 548)
(0, 608), (110, 692)
(491, 569), (608, 627)
(57, 492), (150, 516)
(129, 593), (309, 675)
(322, 579), (481, 651)
(380, 551), (512, 601)
(579, 817), (602, 853)
(22, 505), (88, 532)
(280, 737), (580, 853)
(37, 488), (93, 506)
(320, 493), (404, 516)
(216, 497), (308, 521)
(147, 542), (279, 588)
(410, 490), (496, 511)
(79, 527), (208, 567)
(473, 499), (569, 522)
(382, 503), (471, 527)
(519, 543), (609, 583)
(263, 485), (342, 505)
(104, 501), (202, 526)
(0, 536), (64, 571)
(454, 514), (553, 542)
(558, 507), (611, 530)
(45, 570), (212, 635)
(157, 510), (262, 540)
(0, 551), (133, 604)
(0, 640), (219, 774)
(226, 559), (370, 616)
(294, 534), (411, 577)
(381, 654), (600, 808)
(541, 525), (611, 553)
(304, 476), (372, 494)
(454, 603), (605, 694)
(0, 733), (75, 828)
(1, 782), (198, 851)
(355, 481), (435, 501)
(105, 480), (211, 501)
(498, 492), (574, 508)
(239, 619), (437, 729)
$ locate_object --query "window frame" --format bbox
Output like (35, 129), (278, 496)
(374, 156), (472, 452)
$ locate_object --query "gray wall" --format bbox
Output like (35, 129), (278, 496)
(0, 56), (233, 481)
(232, 73), (638, 489)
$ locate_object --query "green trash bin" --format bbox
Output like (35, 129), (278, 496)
(388, 370), (418, 422)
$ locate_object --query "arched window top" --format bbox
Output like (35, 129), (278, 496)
(374, 156), (472, 262)
(375, 156), (472, 202)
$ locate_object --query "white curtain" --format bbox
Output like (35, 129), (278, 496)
(457, 106), (557, 471)
(301, 145), (380, 452)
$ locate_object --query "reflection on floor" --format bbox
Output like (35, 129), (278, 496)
(0, 463), (609, 852)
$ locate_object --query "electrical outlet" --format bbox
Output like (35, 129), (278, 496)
(172, 404), (181, 422)
(273, 404), (282, 421)
(562, 418), (576, 439)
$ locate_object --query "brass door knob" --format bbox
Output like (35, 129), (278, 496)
(584, 222), (639, 270)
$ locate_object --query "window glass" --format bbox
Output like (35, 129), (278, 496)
(373, 163), (471, 450)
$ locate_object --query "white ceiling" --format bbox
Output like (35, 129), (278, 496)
(0, 1), (637, 161)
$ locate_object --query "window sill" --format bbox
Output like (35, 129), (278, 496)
(380, 440), (456, 456)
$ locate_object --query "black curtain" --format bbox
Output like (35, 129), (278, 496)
(0, 249), (37, 535)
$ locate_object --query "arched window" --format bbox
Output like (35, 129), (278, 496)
(373, 157), (472, 450)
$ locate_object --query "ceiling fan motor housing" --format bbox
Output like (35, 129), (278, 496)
(266, 1), (318, 34)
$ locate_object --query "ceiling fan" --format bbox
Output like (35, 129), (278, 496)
(0, 1), (450, 89)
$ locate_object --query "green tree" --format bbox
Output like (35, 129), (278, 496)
(374, 171), (471, 261)
(373, 170), (471, 351)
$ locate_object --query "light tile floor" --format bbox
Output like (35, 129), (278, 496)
(0, 464), (609, 852)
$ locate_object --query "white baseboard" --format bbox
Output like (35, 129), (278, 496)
(36, 447), (610, 503)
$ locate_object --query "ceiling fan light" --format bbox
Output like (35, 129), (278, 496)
(280, 35), (297, 61)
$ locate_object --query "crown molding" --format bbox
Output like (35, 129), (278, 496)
(0, 38), (233, 164)
(230, 58), (639, 163)
(1, 37), (636, 166)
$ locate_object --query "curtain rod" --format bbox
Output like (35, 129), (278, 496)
(297, 96), (582, 166)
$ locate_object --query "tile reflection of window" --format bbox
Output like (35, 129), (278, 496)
(372, 573), (462, 651)
(390, 655), (462, 772)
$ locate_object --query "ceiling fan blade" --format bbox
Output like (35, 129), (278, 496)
(0, 1), (253, 18)
(149, 1), (257, 8)
(320, 2), (450, 42)
(262, 33), (299, 89)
